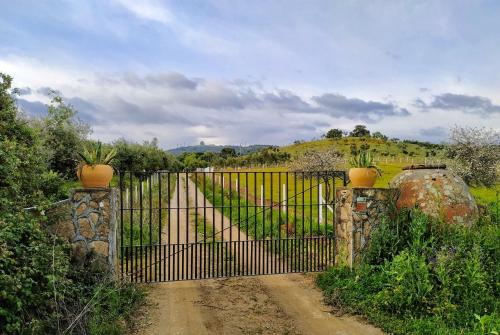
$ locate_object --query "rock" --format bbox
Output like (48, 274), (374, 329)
(76, 202), (87, 216)
(97, 223), (110, 237)
(51, 220), (76, 242)
(78, 218), (94, 239)
(71, 240), (88, 265)
(90, 241), (109, 257)
(89, 212), (100, 225)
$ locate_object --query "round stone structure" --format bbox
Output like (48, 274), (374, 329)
(390, 166), (478, 225)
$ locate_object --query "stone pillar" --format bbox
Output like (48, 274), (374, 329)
(44, 188), (119, 277)
(334, 188), (397, 267)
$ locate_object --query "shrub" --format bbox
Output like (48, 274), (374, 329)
(317, 207), (500, 334)
(446, 126), (500, 187)
(0, 212), (71, 333)
(0, 211), (145, 334)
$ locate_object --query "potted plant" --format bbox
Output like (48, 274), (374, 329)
(77, 141), (117, 188)
(349, 149), (382, 187)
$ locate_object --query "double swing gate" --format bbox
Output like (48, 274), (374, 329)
(119, 170), (347, 282)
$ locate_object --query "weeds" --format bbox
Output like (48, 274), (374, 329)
(317, 208), (500, 334)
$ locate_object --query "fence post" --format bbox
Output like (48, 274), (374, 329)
(260, 184), (264, 207)
(282, 183), (287, 213)
(319, 183), (323, 224)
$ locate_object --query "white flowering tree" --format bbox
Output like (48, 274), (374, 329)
(288, 149), (345, 204)
(447, 126), (500, 187)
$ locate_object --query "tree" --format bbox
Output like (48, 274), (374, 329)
(35, 96), (90, 178)
(0, 73), (64, 211)
(372, 131), (388, 141)
(447, 126), (500, 187)
(220, 147), (237, 159)
(113, 138), (180, 172)
(325, 128), (343, 139)
(350, 125), (370, 137)
(289, 149), (344, 175)
(288, 149), (344, 204)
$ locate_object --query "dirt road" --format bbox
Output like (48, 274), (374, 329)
(134, 175), (383, 335)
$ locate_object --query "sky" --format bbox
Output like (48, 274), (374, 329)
(1, 0), (499, 148)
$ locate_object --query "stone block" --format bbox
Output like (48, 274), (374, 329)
(76, 202), (87, 216)
(72, 240), (88, 266)
(51, 220), (76, 242)
(78, 218), (94, 239)
(90, 240), (109, 257)
(89, 212), (100, 225)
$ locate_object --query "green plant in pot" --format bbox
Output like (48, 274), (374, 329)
(77, 141), (117, 188)
(349, 148), (382, 187)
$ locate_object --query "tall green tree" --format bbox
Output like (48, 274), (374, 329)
(350, 125), (371, 137)
(0, 73), (63, 211)
(325, 128), (343, 139)
(372, 131), (388, 140)
(113, 138), (181, 172)
(35, 96), (90, 179)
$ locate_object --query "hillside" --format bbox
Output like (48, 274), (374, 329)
(168, 144), (271, 155)
(281, 137), (446, 163)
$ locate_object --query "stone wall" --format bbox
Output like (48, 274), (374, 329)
(334, 188), (397, 267)
(43, 188), (118, 276)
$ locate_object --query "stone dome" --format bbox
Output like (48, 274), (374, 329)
(390, 166), (478, 225)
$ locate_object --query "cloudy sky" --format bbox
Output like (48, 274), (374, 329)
(1, 0), (499, 148)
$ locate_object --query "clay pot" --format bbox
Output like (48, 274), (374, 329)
(390, 167), (478, 225)
(349, 168), (378, 187)
(77, 164), (113, 188)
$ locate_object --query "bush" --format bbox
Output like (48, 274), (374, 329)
(447, 126), (500, 187)
(0, 212), (145, 334)
(317, 208), (500, 334)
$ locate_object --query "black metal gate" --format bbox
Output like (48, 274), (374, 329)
(119, 170), (347, 282)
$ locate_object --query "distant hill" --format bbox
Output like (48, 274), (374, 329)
(168, 144), (271, 155)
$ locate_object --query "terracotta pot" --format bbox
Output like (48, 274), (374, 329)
(77, 164), (113, 188)
(349, 168), (378, 187)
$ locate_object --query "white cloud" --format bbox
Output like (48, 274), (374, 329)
(112, 0), (173, 24)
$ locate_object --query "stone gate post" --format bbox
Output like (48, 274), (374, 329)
(44, 188), (119, 277)
(334, 188), (397, 267)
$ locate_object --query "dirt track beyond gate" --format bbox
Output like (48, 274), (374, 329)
(133, 175), (383, 335)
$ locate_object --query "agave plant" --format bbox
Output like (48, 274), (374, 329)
(350, 148), (382, 175)
(78, 141), (117, 165)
